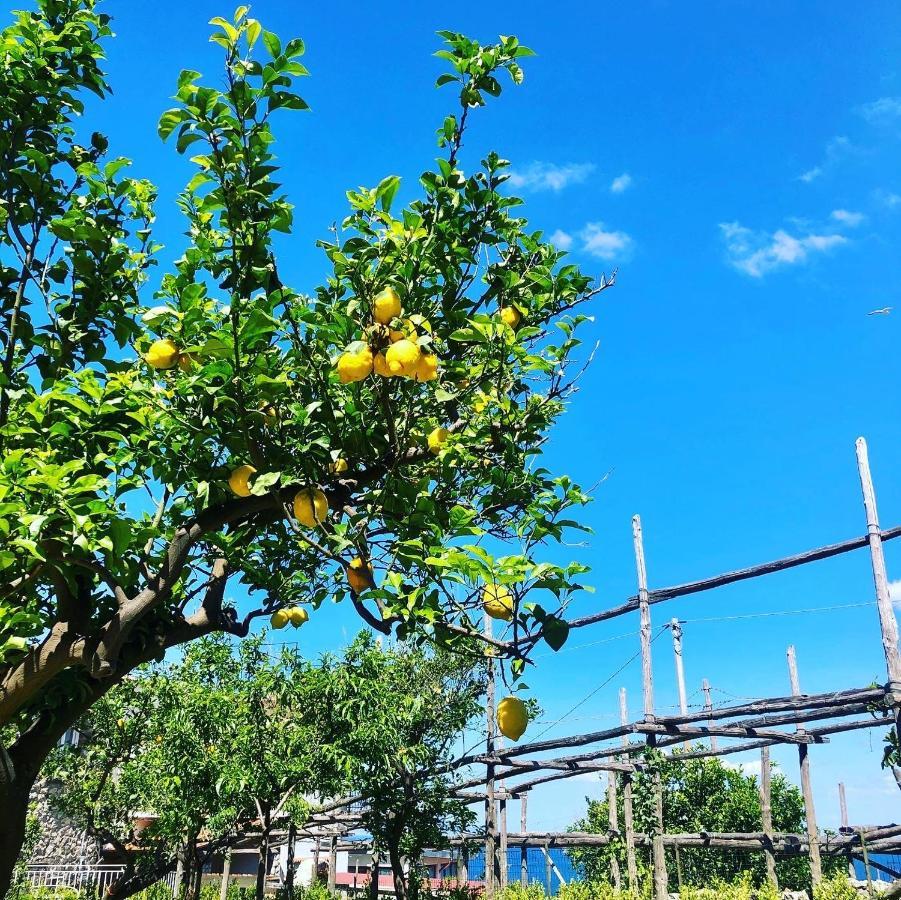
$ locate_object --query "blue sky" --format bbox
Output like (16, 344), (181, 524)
(47, 0), (901, 830)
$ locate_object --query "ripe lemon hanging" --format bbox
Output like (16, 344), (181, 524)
(288, 607), (309, 627)
(228, 465), (257, 498)
(270, 609), (290, 629)
(373, 353), (393, 378)
(261, 405), (278, 426)
(346, 557), (373, 594)
(330, 458), (349, 474)
(427, 426), (449, 454)
(293, 488), (328, 528)
(337, 347), (374, 383)
(413, 353), (439, 382)
(497, 696), (529, 741)
(482, 584), (514, 621)
(500, 306), (521, 329)
(373, 287), (402, 324)
(385, 339), (421, 376)
(145, 339), (179, 370)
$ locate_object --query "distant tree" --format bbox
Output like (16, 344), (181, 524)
(0, 0), (603, 890)
(569, 751), (842, 891)
(46, 635), (346, 900)
(305, 634), (484, 900)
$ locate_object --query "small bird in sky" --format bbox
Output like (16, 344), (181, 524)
(867, 306), (893, 316)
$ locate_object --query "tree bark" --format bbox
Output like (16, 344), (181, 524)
(0, 744), (34, 900)
(387, 840), (407, 900)
(255, 809), (271, 900)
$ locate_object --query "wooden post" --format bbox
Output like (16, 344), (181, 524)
(839, 783), (855, 879)
(633, 516), (668, 900)
(856, 437), (901, 745)
(219, 851), (232, 900)
(520, 795), (528, 887)
(787, 645), (822, 888)
(620, 688), (638, 892)
(461, 845), (469, 885)
(759, 746), (778, 888)
(173, 853), (184, 900)
(313, 839), (321, 886)
(671, 619), (690, 750)
(545, 844), (553, 896)
(485, 612), (498, 898)
(608, 771), (621, 889)
(328, 835), (337, 894)
(859, 828), (874, 898)
(702, 679), (718, 752)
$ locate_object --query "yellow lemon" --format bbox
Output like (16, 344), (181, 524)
(373, 353), (394, 378)
(330, 458), (349, 474)
(288, 607), (309, 627)
(389, 329), (405, 343)
(293, 488), (328, 528)
(262, 405), (278, 426)
(373, 287), (402, 325)
(497, 696), (529, 741)
(346, 557), (373, 594)
(337, 348), (374, 384)
(117, 718), (126, 729)
(482, 584), (514, 621)
(427, 426), (449, 455)
(413, 353), (439, 382)
(145, 339), (179, 370)
(385, 339), (421, 376)
(270, 609), (290, 629)
(228, 465), (257, 498)
(500, 306), (521, 329)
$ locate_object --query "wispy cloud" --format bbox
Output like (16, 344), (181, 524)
(859, 96), (901, 125)
(890, 580), (901, 607)
(719, 221), (847, 277)
(874, 189), (901, 210)
(549, 229), (574, 250)
(507, 161), (595, 193)
(798, 136), (852, 183)
(830, 209), (865, 227)
(580, 222), (634, 260)
(610, 173), (633, 194)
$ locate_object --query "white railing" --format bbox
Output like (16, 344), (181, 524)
(24, 864), (178, 896)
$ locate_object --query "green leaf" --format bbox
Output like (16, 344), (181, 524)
(542, 615), (569, 652)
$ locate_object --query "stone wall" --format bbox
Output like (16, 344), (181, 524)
(29, 779), (103, 865)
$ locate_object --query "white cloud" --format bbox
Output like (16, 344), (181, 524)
(859, 97), (901, 124)
(549, 229), (573, 250)
(830, 209), (865, 227)
(579, 222), (634, 260)
(507, 162), (595, 193)
(799, 166), (823, 184)
(610, 173), (633, 194)
(890, 580), (901, 607)
(875, 189), (901, 210)
(798, 136), (852, 183)
(719, 221), (847, 278)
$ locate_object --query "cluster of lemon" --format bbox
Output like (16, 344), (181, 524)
(336, 287), (439, 384)
(144, 339), (194, 372)
(270, 606), (309, 629)
(228, 465), (329, 527)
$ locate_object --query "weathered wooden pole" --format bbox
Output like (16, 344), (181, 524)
(620, 688), (638, 891)
(285, 822), (296, 898)
(461, 845), (469, 885)
(485, 611), (498, 898)
(759, 746), (778, 888)
(702, 678), (718, 752)
(312, 839), (321, 886)
(840, 783), (855, 879)
(328, 835), (337, 894)
(633, 515), (668, 900)
(670, 619), (690, 750)
(858, 828), (875, 897)
(499, 787), (508, 890)
(545, 844), (553, 896)
(787, 645), (822, 887)
(608, 771), (621, 889)
(219, 851), (232, 900)
(520, 795), (528, 887)
(856, 437), (901, 743)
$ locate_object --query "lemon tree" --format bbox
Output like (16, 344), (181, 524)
(0, 2), (609, 885)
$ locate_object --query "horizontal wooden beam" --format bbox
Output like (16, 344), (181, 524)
(636, 722), (824, 744)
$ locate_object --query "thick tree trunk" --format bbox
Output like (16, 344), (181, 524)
(387, 842), (407, 900)
(0, 742), (40, 899)
(285, 821), (296, 898)
(255, 811), (271, 900)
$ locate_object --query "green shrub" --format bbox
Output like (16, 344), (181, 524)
(814, 873), (858, 900)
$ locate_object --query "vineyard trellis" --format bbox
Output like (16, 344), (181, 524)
(274, 437), (901, 899)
